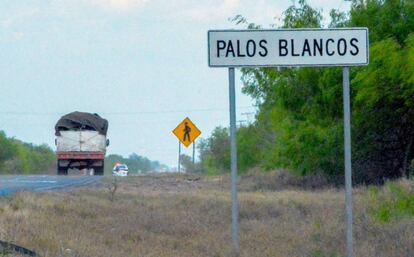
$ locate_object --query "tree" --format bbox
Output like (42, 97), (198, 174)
(179, 154), (203, 173)
(197, 127), (230, 175)
(349, 0), (414, 45)
(0, 131), (55, 174)
(0, 131), (16, 170)
(231, 0), (414, 183)
(351, 35), (414, 181)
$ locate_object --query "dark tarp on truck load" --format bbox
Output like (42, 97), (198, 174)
(55, 111), (108, 136)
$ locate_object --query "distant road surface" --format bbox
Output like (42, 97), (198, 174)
(0, 175), (102, 197)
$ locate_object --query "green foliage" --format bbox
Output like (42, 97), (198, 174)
(368, 180), (414, 223)
(282, 0), (322, 28)
(197, 124), (268, 174)
(0, 131), (55, 174)
(351, 34), (414, 181)
(237, 125), (261, 172)
(0, 131), (15, 169)
(328, 9), (348, 28)
(197, 127), (230, 175)
(104, 153), (160, 175)
(200, 0), (414, 183)
(234, 1), (348, 178)
(349, 0), (414, 45)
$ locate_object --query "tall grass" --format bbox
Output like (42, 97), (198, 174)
(367, 179), (414, 223)
(0, 174), (412, 257)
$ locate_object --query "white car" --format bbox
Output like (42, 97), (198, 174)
(112, 163), (129, 177)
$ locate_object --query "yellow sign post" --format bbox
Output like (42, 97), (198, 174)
(172, 117), (201, 147)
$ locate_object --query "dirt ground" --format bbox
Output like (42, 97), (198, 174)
(0, 173), (413, 257)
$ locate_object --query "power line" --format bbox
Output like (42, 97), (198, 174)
(0, 106), (256, 116)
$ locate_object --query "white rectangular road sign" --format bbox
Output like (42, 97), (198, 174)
(208, 28), (369, 67)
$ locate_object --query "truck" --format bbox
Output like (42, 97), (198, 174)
(55, 112), (109, 175)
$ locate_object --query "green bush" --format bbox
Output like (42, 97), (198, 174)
(368, 180), (414, 223)
(197, 127), (230, 175)
(0, 131), (55, 174)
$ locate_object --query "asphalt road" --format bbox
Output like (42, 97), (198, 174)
(0, 175), (102, 197)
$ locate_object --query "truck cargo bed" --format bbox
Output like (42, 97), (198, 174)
(56, 131), (107, 152)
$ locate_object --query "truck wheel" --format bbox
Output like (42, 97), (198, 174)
(57, 167), (68, 175)
(94, 166), (104, 176)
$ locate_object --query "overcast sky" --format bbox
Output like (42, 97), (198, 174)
(0, 0), (350, 168)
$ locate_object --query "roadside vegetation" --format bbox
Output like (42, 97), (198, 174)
(0, 130), (163, 175)
(104, 153), (164, 175)
(367, 179), (414, 223)
(0, 131), (55, 175)
(197, 0), (414, 184)
(0, 174), (412, 257)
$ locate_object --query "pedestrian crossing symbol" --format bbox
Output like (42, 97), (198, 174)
(172, 117), (201, 147)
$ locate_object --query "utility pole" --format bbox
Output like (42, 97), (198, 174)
(241, 112), (254, 125)
(237, 120), (247, 127)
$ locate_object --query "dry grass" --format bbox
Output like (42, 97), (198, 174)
(0, 173), (413, 257)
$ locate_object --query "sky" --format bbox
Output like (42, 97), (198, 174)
(0, 0), (350, 168)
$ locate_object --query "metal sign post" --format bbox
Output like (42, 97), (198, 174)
(178, 141), (181, 173)
(192, 140), (196, 165)
(343, 67), (353, 257)
(207, 28), (368, 256)
(228, 67), (240, 253)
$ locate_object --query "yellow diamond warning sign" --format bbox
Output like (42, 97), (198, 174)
(172, 117), (201, 147)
